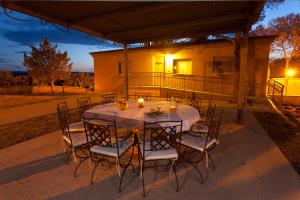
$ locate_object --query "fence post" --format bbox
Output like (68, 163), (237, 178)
(183, 76), (186, 98)
(272, 81), (275, 98)
(160, 73), (162, 97)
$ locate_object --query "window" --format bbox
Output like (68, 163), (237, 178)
(173, 59), (192, 75)
(212, 56), (234, 74)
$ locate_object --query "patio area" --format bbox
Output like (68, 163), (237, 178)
(1, 105), (300, 200)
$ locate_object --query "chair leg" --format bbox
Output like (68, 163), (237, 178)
(190, 163), (204, 184)
(61, 138), (67, 153)
(142, 164), (145, 197)
(65, 146), (72, 161)
(74, 157), (88, 177)
(119, 145), (135, 192)
(91, 161), (101, 184)
(208, 153), (215, 170)
(72, 147), (77, 162)
(172, 163), (179, 192)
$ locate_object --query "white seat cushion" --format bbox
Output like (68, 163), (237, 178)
(192, 123), (208, 133)
(63, 132), (87, 147)
(180, 134), (216, 152)
(140, 142), (178, 161)
(69, 121), (85, 132)
(90, 139), (133, 157)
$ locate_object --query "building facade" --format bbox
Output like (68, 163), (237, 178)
(91, 36), (275, 100)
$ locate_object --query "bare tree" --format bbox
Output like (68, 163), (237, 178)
(23, 37), (72, 93)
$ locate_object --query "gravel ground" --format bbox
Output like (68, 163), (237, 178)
(254, 111), (300, 175)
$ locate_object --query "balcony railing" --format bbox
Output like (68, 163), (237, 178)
(113, 72), (238, 98)
(266, 80), (284, 105)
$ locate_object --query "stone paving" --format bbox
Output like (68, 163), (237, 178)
(0, 107), (300, 200)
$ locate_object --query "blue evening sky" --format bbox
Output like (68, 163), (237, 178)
(0, 1), (299, 72)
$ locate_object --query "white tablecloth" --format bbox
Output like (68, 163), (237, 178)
(84, 100), (200, 131)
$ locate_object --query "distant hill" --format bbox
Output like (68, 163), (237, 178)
(11, 71), (28, 76)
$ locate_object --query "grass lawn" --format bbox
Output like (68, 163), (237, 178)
(0, 95), (67, 109)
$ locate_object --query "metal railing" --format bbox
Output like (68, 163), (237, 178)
(113, 72), (238, 98)
(266, 80), (284, 105)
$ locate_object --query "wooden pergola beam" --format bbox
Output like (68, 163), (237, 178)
(122, 28), (242, 44)
(69, 2), (185, 25)
(105, 13), (249, 38)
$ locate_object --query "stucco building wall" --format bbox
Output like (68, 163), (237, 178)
(91, 36), (274, 97)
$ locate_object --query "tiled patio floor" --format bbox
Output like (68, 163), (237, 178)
(1, 108), (300, 200)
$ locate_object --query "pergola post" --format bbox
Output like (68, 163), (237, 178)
(124, 44), (129, 100)
(237, 31), (248, 122)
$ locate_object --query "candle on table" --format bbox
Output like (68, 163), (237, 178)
(138, 98), (144, 108)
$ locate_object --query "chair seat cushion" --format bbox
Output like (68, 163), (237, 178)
(63, 132), (87, 147)
(180, 134), (216, 152)
(90, 139), (133, 157)
(69, 121), (85, 132)
(140, 142), (178, 161)
(192, 123), (209, 133)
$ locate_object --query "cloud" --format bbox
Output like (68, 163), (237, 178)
(15, 50), (31, 55)
(1, 27), (118, 48)
(0, 57), (9, 63)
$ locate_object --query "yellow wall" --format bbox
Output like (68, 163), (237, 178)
(92, 37), (273, 96)
(271, 78), (300, 96)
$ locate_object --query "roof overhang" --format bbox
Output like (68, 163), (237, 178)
(0, 1), (265, 44)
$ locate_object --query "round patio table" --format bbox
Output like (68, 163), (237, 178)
(84, 100), (200, 131)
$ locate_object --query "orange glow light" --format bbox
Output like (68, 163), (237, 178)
(286, 69), (296, 77)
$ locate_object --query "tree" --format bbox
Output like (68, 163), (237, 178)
(23, 37), (72, 93)
(64, 72), (94, 88)
(0, 70), (15, 87)
(251, 14), (300, 94)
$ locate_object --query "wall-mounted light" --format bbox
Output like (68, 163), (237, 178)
(165, 54), (174, 66)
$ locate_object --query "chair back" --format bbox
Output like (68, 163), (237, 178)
(77, 96), (91, 118)
(83, 118), (120, 156)
(135, 93), (151, 101)
(167, 92), (183, 103)
(203, 110), (223, 149)
(188, 97), (202, 113)
(57, 102), (71, 138)
(102, 94), (117, 104)
(204, 102), (216, 124)
(144, 121), (182, 152)
(208, 110), (223, 141)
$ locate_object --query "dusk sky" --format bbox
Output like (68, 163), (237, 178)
(0, 1), (299, 72)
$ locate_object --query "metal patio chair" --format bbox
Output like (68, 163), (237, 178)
(102, 94), (117, 104)
(188, 97), (202, 114)
(178, 111), (223, 183)
(190, 102), (216, 133)
(135, 93), (151, 101)
(166, 92), (183, 103)
(57, 102), (89, 177)
(77, 96), (92, 119)
(83, 118), (136, 192)
(139, 120), (182, 196)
